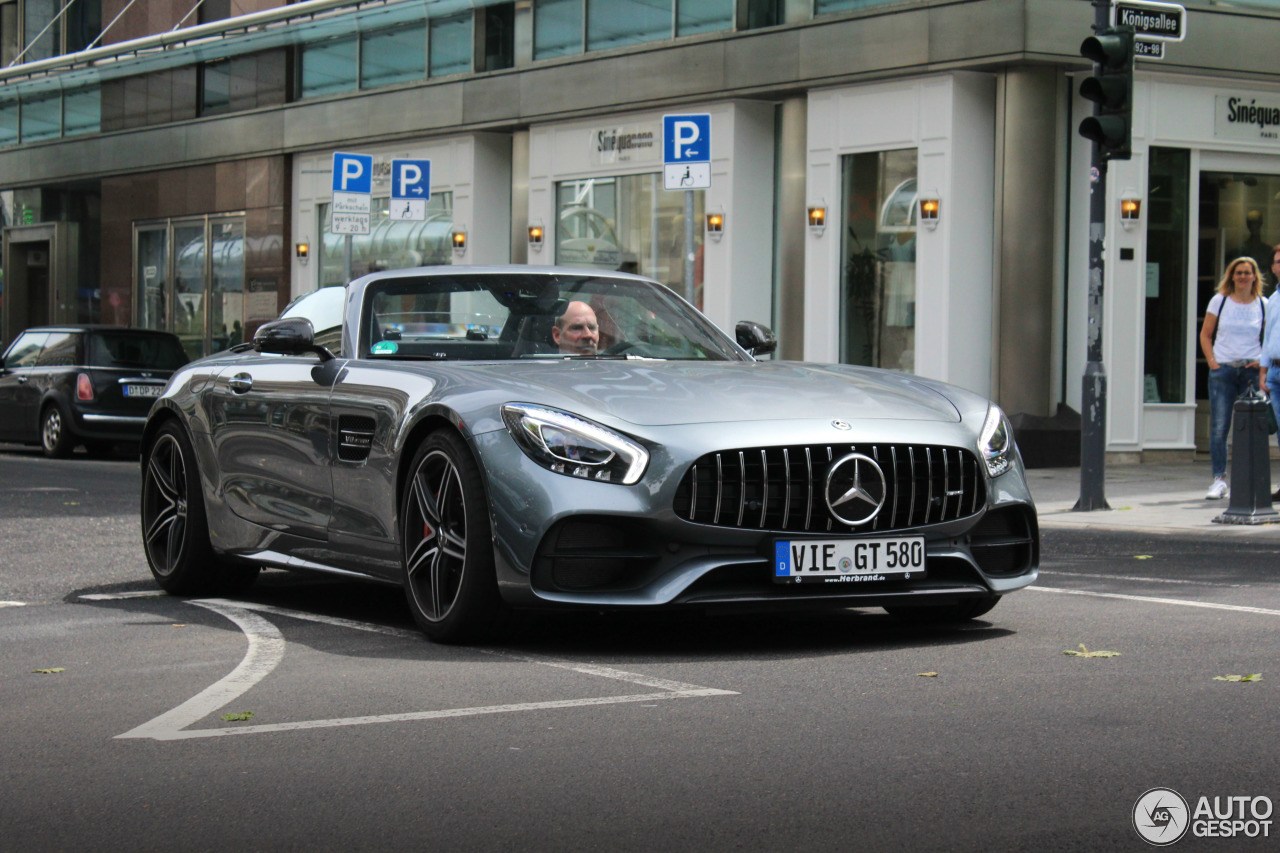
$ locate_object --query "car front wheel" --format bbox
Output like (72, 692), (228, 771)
(401, 431), (505, 643)
(141, 421), (259, 595)
(40, 405), (73, 458)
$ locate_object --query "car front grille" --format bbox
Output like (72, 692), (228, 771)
(673, 443), (987, 533)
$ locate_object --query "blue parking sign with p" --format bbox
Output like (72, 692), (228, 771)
(332, 152), (373, 194)
(663, 114), (710, 163)
(391, 159), (431, 200)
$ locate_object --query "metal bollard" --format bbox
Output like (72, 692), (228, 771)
(1215, 390), (1279, 525)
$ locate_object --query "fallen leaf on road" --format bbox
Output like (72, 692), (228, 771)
(31, 667), (65, 674)
(222, 711), (255, 722)
(916, 672), (938, 678)
(1063, 644), (1121, 658)
(1213, 674), (1262, 683)
(1134, 555), (1153, 560)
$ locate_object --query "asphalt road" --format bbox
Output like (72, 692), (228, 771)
(3, 448), (1280, 851)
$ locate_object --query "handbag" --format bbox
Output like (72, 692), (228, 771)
(1267, 402), (1278, 436)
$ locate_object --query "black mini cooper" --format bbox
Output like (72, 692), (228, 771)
(0, 325), (187, 457)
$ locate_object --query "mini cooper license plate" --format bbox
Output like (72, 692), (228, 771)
(124, 384), (164, 398)
(774, 536), (925, 584)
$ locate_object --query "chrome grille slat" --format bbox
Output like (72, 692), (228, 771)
(714, 454), (723, 525)
(782, 448), (792, 529)
(736, 451), (746, 527)
(675, 443), (986, 534)
(759, 449), (768, 528)
(804, 448), (813, 530)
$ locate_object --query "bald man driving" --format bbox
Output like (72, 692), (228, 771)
(552, 301), (600, 355)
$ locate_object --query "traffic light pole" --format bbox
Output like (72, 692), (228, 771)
(1075, 0), (1113, 512)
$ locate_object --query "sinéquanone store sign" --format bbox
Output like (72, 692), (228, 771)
(1215, 94), (1280, 144)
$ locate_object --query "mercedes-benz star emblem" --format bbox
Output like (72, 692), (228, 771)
(824, 453), (887, 526)
(831, 419), (851, 431)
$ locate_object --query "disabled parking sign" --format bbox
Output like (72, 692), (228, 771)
(663, 114), (710, 190)
(390, 159), (431, 222)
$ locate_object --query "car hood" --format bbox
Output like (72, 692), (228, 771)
(455, 360), (962, 427)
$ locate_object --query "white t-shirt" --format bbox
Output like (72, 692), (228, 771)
(1208, 293), (1265, 363)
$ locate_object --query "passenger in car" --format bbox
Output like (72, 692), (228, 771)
(552, 301), (600, 355)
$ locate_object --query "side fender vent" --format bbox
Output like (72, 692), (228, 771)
(337, 415), (376, 463)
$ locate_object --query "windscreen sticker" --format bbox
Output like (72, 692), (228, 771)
(371, 341), (398, 354)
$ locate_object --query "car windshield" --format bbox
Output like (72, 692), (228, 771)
(361, 273), (745, 362)
(89, 332), (188, 370)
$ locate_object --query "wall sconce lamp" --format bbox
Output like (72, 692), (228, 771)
(919, 194), (941, 229)
(807, 202), (827, 236)
(451, 227), (467, 255)
(528, 221), (544, 252)
(1120, 190), (1143, 230)
(295, 241), (310, 264)
(705, 209), (725, 242)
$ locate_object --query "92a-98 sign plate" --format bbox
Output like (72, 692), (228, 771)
(774, 536), (925, 584)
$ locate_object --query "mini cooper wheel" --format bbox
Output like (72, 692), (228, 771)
(884, 595), (1001, 624)
(401, 431), (504, 643)
(141, 421), (259, 595)
(40, 405), (73, 458)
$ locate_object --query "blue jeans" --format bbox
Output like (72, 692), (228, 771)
(1209, 364), (1260, 478)
(1267, 367), (1280, 456)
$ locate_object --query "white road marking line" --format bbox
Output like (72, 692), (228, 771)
(116, 600), (285, 740)
(0, 601), (27, 607)
(1039, 570), (1248, 588)
(81, 591), (169, 600)
(113, 598), (736, 741)
(1032, 585), (1280, 616)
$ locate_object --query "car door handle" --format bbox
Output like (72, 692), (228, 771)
(228, 373), (253, 394)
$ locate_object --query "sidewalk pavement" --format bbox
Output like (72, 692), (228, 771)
(1029, 462), (1280, 538)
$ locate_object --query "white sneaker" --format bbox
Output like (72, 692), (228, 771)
(1205, 478), (1229, 500)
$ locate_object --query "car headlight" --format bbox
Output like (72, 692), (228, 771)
(978, 404), (1014, 478)
(501, 403), (648, 485)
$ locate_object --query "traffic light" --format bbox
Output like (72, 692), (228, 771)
(1078, 26), (1134, 161)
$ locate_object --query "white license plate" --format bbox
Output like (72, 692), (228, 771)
(774, 536), (925, 584)
(124, 384), (164, 398)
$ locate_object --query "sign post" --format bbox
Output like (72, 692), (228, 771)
(332, 152), (373, 282)
(390, 159), (431, 222)
(663, 114), (711, 305)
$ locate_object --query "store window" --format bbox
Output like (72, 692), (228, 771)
(318, 193), (455, 287)
(1195, 169), (1280, 401)
(814, 0), (902, 14)
(554, 175), (704, 308)
(134, 215), (247, 361)
(838, 149), (917, 372)
(1143, 147), (1189, 404)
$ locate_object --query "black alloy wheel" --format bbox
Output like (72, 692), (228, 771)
(40, 405), (73, 458)
(401, 430), (503, 643)
(141, 421), (259, 595)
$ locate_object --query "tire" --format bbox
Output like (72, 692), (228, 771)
(40, 405), (74, 458)
(141, 421), (260, 595)
(401, 430), (505, 643)
(884, 595), (1001, 624)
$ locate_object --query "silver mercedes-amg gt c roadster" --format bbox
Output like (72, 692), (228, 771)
(140, 266), (1038, 642)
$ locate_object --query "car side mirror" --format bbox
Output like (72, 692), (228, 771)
(735, 321), (777, 357)
(253, 318), (335, 361)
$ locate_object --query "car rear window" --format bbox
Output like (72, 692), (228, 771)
(89, 333), (188, 370)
